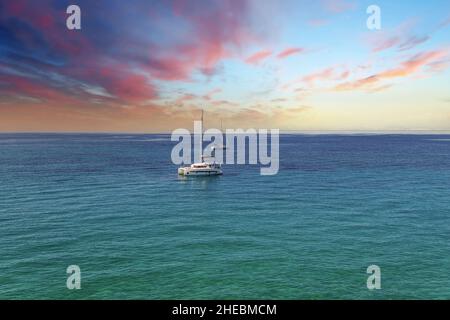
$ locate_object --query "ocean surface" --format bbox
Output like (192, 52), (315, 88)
(1, 133), (450, 299)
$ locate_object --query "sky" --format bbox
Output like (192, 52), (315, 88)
(0, 0), (449, 132)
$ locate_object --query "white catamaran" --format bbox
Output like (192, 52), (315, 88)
(178, 110), (223, 176)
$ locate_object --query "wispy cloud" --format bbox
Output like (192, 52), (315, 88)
(368, 20), (432, 53)
(334, 49), (450, 92)
(302, 67), (335, 84)
(379, 50), (448, 78)
(277, 47), (305, 59)
(245, 50), (273, 65)
(438, 16), (450, 29)
(302, 67), (349, 84)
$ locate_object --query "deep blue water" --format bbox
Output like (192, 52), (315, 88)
(1, 133), (450, 299)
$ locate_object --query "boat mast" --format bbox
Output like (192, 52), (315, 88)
(201, 109), (204, 162)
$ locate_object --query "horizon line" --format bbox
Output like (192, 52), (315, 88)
(2, 130), (450, 135)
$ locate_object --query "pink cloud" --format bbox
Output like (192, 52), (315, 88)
(245, 50), (273, 65)
(335, 49), (450, 91)
(334, 75), (379, 91)
(302, 67), (335, 84)
(371, 36), (402, 52)
(150, 0), (260, 79)
(107, 73), (157, 103)
(1, 0), (271, 109)
(371, 35), (429, 53)
(145, 55), (197, 81)
(2, 75), (86, 106)
(368, 20), (430, 53)
(337, 70), (350, 80)
(277, 48), (305, 59)
(379, 50), (448, 78)
(281, 66), (349, 90)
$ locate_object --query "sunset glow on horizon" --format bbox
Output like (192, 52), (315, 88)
(1, 0), (450, 132)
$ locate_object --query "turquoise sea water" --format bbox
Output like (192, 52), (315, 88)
(0, 133), (450, 299)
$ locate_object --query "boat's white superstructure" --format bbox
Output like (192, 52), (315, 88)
(178, 110), (223, 176)
(178, 160), (223, 176)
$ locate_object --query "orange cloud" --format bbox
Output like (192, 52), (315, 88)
(379, 50), (448, 78)
(302, 67), (335, 84)
(280, 66), (350, 91)
(335, 49), (449, 92)
(334, 75), (379, 91)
